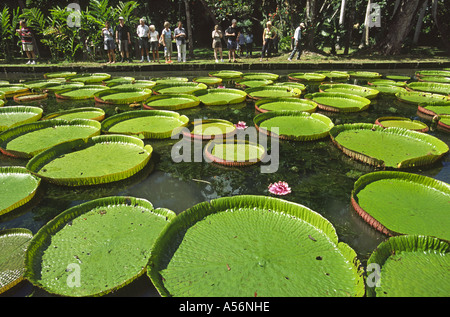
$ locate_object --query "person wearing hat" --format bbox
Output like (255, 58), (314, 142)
(116, 16), (132, 62)
(288, 22), (305, 61)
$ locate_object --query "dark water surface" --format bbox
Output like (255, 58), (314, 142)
(1, 69), (449, 297)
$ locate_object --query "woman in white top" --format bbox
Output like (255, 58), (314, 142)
(102, 21), (115, 64)
(137, 19), (150, 62)
(211, 25), (223, 63)
(161, 21), (174, 64)
(148, 25), (160, 63)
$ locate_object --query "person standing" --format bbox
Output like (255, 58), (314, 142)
(174, 21), (187, 63)
(225, 19), (239, 63)
(244, 30), (253, 58)
(137, 19), (150, 62)
(149, 25), (160, 63)
(288, 22), (305, 61)
(116, 17), (132, 62)
(212, 25), (223, 63)
(17, 20), (36, 65)
(161, 21), (174, 64)
(260, 21), (276, 61)
(102, 21), (116, 64)
(237, 31), (246, 58)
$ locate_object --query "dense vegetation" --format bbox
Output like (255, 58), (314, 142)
(0, 0), (448, 63)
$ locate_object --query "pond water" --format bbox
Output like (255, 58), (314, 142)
(1, 69), (449, 297)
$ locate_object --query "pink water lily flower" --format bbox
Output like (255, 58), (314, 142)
(235, 121), (248, 129)
(268, 181), (291, 196)
(217, 85), (225, 89)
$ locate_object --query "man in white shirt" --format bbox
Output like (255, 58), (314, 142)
(288, 22), (305, 61)
(137, 19), (150, 62)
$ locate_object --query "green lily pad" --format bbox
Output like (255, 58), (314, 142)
(0, 167), (41, 216)
(143, 94), (200, 111)
(330, 123), (449, 168)
(26, 135), (153, 186)
(101, 110), (189, 139)
(254, 111), (334, 141)
(40, 82), (85, 93)
(68, 73), (111, 84)
(147, 195), (365, 297)
(385, 75), (410, 81)
(0, 119), (101, 158)
(0, 100), (4, 107)
(42, 107), (105, 121)
(288, 72), (326, 82)
(103, 77), (136, 86)
(254, 97), (317, 113)
(305, 92), (371, 112)
(0, 228), (33, 294)
(315, 71), (350, 81)
(437, 114), (450, 132)
(319, 84), (379, 99)
(417, 101), (450, 117)
(375, 116), (429, 132)
(13, 92), (48, 103)
(108, 80), (157, 90)
(366, 235), (449, 297)
(347, 71), (382, 79)
(365, 85), (407, 95)
(93, 88), (153, 104)
(0, 106), (43, 132)
(152, 77), (189, 84)
(241, 72), (279, 81)
(395, 91), (450, 105)
(192, 88), (247, 106)
(24, 196), (175, 296)
(204, 139), (266, 167)
(418, 76), (450, 83)
(407, 82), (450, 95)
(368, 79), (406, 87)
(44, 71), (77, 79)
(208, 70), (243, 79)
(245, 86), (302, 99)
(55, 86), (109, 100)
(235, 79), (273, 88)
(0, 85), (30, 98)
(23, 79), (65, 90)
(273, 82), (306, 91)
(193, 76), (222, 86)
(351, 171), (450, 240)
(152, 82), (207, 95)
(415, 70), (450, 78)
(183, 119), (237, 140)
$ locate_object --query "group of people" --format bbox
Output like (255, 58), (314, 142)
(102, 17), (187, 64)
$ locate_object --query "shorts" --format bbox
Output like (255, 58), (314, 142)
(139, 37), (149, 50)
(118, 40), (129, 52)
(227, 39), (237, 50)
(104, 39), (115, 51)
(212, 39), (222, 49)
(150, 41), (158, 51)
(164, 43), (173, 57)
(22, 43), (34, 52)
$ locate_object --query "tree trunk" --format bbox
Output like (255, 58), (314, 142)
(375, 0), (425, 55)
(413, 0), (428, 45)
(344, 0), (355, 55)
(183, 0), (194, 58)
(359, 0), (371, 48)
(197, 0), (219, 26)
(336, 0), (346, 50)
(305, 0), (317, 51)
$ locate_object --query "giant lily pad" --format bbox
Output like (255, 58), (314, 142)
(0, 228), (33, 294)
(109, 81), (156, 90)
(385, 75), (410, 81)
(407, 82), (450, 95)
(365, 85), (407, 96)
(192, 88), (247, 106)
(44, 71), (77, 79)
(208, 70), (243, 79)
(0, 167), (41, 216)
(0, 106), (43, 132)
(24, 196), (175, 297)
(273, 82), (306, 92)
(315, 71), (350, 81)
(13, 92), (48, 103)
(415, 70), (450, 78)
(241, 72), (279, 81)
(26, 135), (153, 186)
(395, 91), (450, 105)
(152, 82), (207, 95)
(23, 79), (65, 90)
(366, 235), (449, 297)
(417, 101), (450, 117)
(319, 84), (379, 99)
(42, 107), (105, 122)
(254, 97), (317, 113)
(288, 72), (326, 82)
(0, 85), (30, 98)
(143, 94), (200, 111)
(192, 77), (222, 86)
(245, 86), (302, 100)
(347, 71), (382, 79)
(93, 88), (153, 104)
(0, 119), (101, 158)
(68, 73), (111, 84)
(418, 76), (450, 84)
(182, 119), (237, 140)
(375, 116), (429, 132)
(367, 79), (406, 87)
(0, 100), (4, 107)
(235, 78), (273, 88)
(41, 82), (85, 93)
(101, 110), (189, 139)
(254, 111), (334, 141)
(55, 86), (109, 100)
(305, 92), (371, 112)
(147, 195), (365, 297)
(152, 77), (188, 84)
(437, 115), (450, 132)
(103, 77), (135, 86)
(351, 171), (450, 240)
(330, 123), (449, 168)
(204, 139), (266, 167)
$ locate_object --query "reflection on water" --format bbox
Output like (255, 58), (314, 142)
(0, 69), (449, 297)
